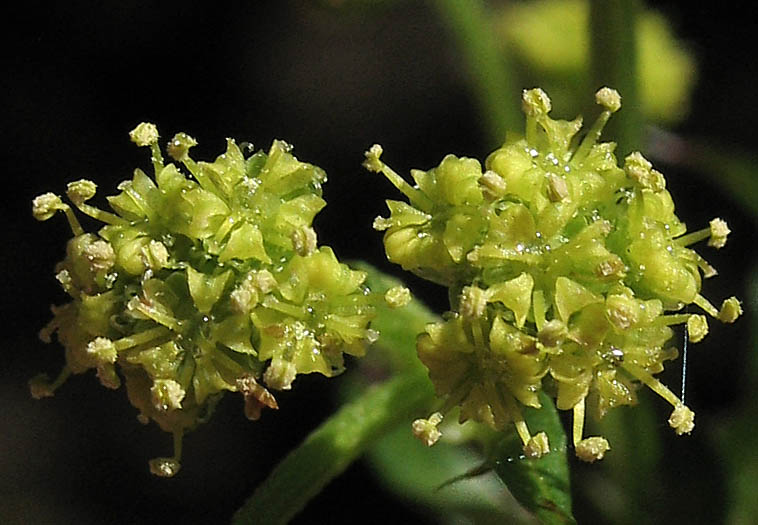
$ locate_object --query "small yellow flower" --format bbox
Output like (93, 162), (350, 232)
(370, 88), (741, 461)
(32, 123), (378, 475)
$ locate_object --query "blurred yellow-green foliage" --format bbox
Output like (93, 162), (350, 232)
(500, 0), (697, 123)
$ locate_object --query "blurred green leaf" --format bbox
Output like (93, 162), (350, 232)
(498, 0), (696, 125)
(232, 370), (434, 525)
(718, 268), (758, 524)
(589, 396), (662, 523)
(366, 423), (536, 524)
(492, 392), (575, 525)
(646, 131), (758, 222)
(430, 0), (520, 145)
(589, 0), (643, 156)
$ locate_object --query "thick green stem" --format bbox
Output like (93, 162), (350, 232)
(589, 0), (642, 155)
(430, 0), (520, 146)
(232, 371), (434, 525)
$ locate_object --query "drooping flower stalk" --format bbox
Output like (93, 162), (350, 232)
(367, 87), (742, 461)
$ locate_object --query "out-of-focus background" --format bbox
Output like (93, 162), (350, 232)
(2, 1), (757, 523)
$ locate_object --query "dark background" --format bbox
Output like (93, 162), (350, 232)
(2, 1), (756, 523)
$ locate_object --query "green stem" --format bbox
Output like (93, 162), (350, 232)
(589, 0), (642, 156)
(430, 0), (520, 146)
(232, 371), (434, 525)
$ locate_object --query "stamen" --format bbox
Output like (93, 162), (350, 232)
(113, 326), (171, 351)
(572, 111), (612, 164)
(571, 88), (620, 164)
(692, 252), (718, 279)
(572, 397), (586, 446)
(718, 297), (742, 323)
(622, 361), (680, 407)
(656, 313), (691, 326)
(693, 294), (720, 318)
(522, 88), (552, 147)
(129, 122), (164, 176)
(29, 366), (72, 399)
(61, 205), (85, 236)
(499, 386), (532, 446)
(66, 179), (126, 226)
(148, 142), (164, 176)
(470, 318), (486, 348)
(148, 430), (183, 477)
(673, 227), (711, 247)
(708, 218), (730, 249)
(71, 201), (128, 226)
(363, 144), (434, 212)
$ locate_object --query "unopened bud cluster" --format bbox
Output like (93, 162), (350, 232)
(367, 88), (741, 461)
(32, 124), (380, 475)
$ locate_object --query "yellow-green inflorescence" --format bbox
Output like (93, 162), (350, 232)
(366, 88), (742, 462)
(32, 123), (381, 476)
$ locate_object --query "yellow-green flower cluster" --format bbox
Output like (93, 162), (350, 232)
(366, 88), (741, 461)
(32, 124), (377, 476)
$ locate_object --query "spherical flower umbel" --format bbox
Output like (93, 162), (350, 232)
(366, 87), (742, 461)
(32, 124), (382, 476)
